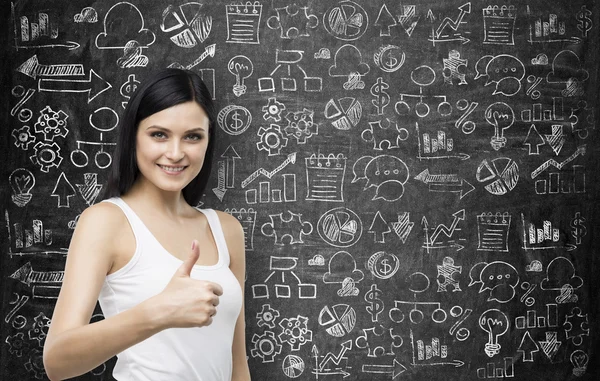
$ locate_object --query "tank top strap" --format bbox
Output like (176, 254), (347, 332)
(100, 197), (149, 239)
(199, 209), (231, 266)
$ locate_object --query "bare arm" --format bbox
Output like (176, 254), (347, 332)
(44, 204), (221, 381)
(219, 211), (251, 381)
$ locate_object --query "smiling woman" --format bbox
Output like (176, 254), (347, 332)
(42, 69), (251, 381)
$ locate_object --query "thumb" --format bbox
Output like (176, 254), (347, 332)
(176, 240), (200, 277)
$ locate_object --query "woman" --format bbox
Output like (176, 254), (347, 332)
(43, 68), (251, 381)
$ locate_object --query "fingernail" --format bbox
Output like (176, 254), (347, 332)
(191, 240), (196, 250)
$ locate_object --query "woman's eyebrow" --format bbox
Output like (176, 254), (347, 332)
(146, 125), (205, 133)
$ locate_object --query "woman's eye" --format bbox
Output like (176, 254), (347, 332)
(151, 132), (166, 138)
(186, 134), (202, 141)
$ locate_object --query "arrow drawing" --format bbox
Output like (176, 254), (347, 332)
(312, 344), (351, 379)
(435, 3), (471, 38)
(319, 340), (352, 371)
(212, 161), (226, 201)
(423, 209), (465, 245)
(538, 331), (561, 362)
(38, 69), (112, 103)
(242, 152), (296, 188)
(518, 331), (539, 362)
(222, 145), (240, 188)
(531, 145), (586, 179)
(362, 359), (407, 378)
(414, 169), (474, 199)
(524, 124), (545, 155)
(17, 55), (84, 79)
(10, 262), (64, 286)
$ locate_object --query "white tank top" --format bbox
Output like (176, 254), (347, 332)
(97, 197), (242, 381)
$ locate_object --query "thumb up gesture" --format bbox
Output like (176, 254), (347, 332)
(154, 240), (223, 329)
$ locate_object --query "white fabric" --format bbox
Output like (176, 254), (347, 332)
(97, 197), (242, 381)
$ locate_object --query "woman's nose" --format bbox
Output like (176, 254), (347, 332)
(165, 141), (185, 161)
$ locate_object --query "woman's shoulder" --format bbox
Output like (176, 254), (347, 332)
(76, 199), (128, 234)
(209, 210), (245, 253)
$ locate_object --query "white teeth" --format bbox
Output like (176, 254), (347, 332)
(159, 165), (185, 172)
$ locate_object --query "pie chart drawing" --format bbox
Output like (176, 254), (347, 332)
(161, 2), (212, 48)
(318, 304), (356, 337)
(324, 97), (362, 130)
(282, 355), (305, 378)
(476, 157), (519, 195)
(318, 207), (363, 247)
(323, 1), (369, 41)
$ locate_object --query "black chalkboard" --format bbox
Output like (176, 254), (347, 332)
(1, 0), (600, 380)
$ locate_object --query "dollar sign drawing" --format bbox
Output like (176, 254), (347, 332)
(386, 55), (398, 70)
(576, 6), (592, 38)
(380, 258), (392, 275)
(229, 111), (243, 131)
(364, 284), (384, 322)
(570, 212), (587, 245)
(370, 77), (390, 115)
(120, 74), (139, 99)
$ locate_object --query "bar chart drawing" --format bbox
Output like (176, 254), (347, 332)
(416, 123), (469, 160)
(245, 173), (297, 204)
(521, 98), (564, 123)
(13, 219), (52, 249)
(534, 165), (586, 195)
(477, 357), (515, 379)
(515, 304), (559, 329)
(527, 11), (580, 44)
(410, 330), (464, 367)
(521, 214), (564, 250)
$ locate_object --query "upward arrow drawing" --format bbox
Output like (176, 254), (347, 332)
(524, 124), (545, 155)
(319, 340), (352, 371)
(436, 3), (471, 38)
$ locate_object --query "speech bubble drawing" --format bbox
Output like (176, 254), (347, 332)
(373, 180), (404, 201)
(469, 261), (519, 303)
(476, 54), (525, 96)
(485, 54), (525, 84)
(475, 55), (493, 80)
(363, 155), (409, 189)
(352, 155), (409, 202)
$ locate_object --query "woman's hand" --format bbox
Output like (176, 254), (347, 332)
(152, 240), (223, 330)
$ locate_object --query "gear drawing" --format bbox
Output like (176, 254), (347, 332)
(30, 141), (63, 172)
(257, 124), (288, 156)
(283, 109), (318, 144)
(262, 97), (286, 122)
(278, 315), (313, 351)
(257, 304), (280, 329)
(251, 331), (282, 363)
(34, 106), (69, 141)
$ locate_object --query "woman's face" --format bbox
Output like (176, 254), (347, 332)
(135, 101), (209, 193)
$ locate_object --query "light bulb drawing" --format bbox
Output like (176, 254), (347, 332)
(485, 102), (514, 151)
(228, 55), (253, 97)
(570, 350), (588, 377)
(9, 168), (35, 207)
(479, 308), (509, 358)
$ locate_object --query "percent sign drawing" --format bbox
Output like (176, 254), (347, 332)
(520, 281), (536, 307)
(448, 305), (472, 341)
(455, 99), (477, 134)
(526, 75), (542, 100)
(11, 85), (36, 123)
